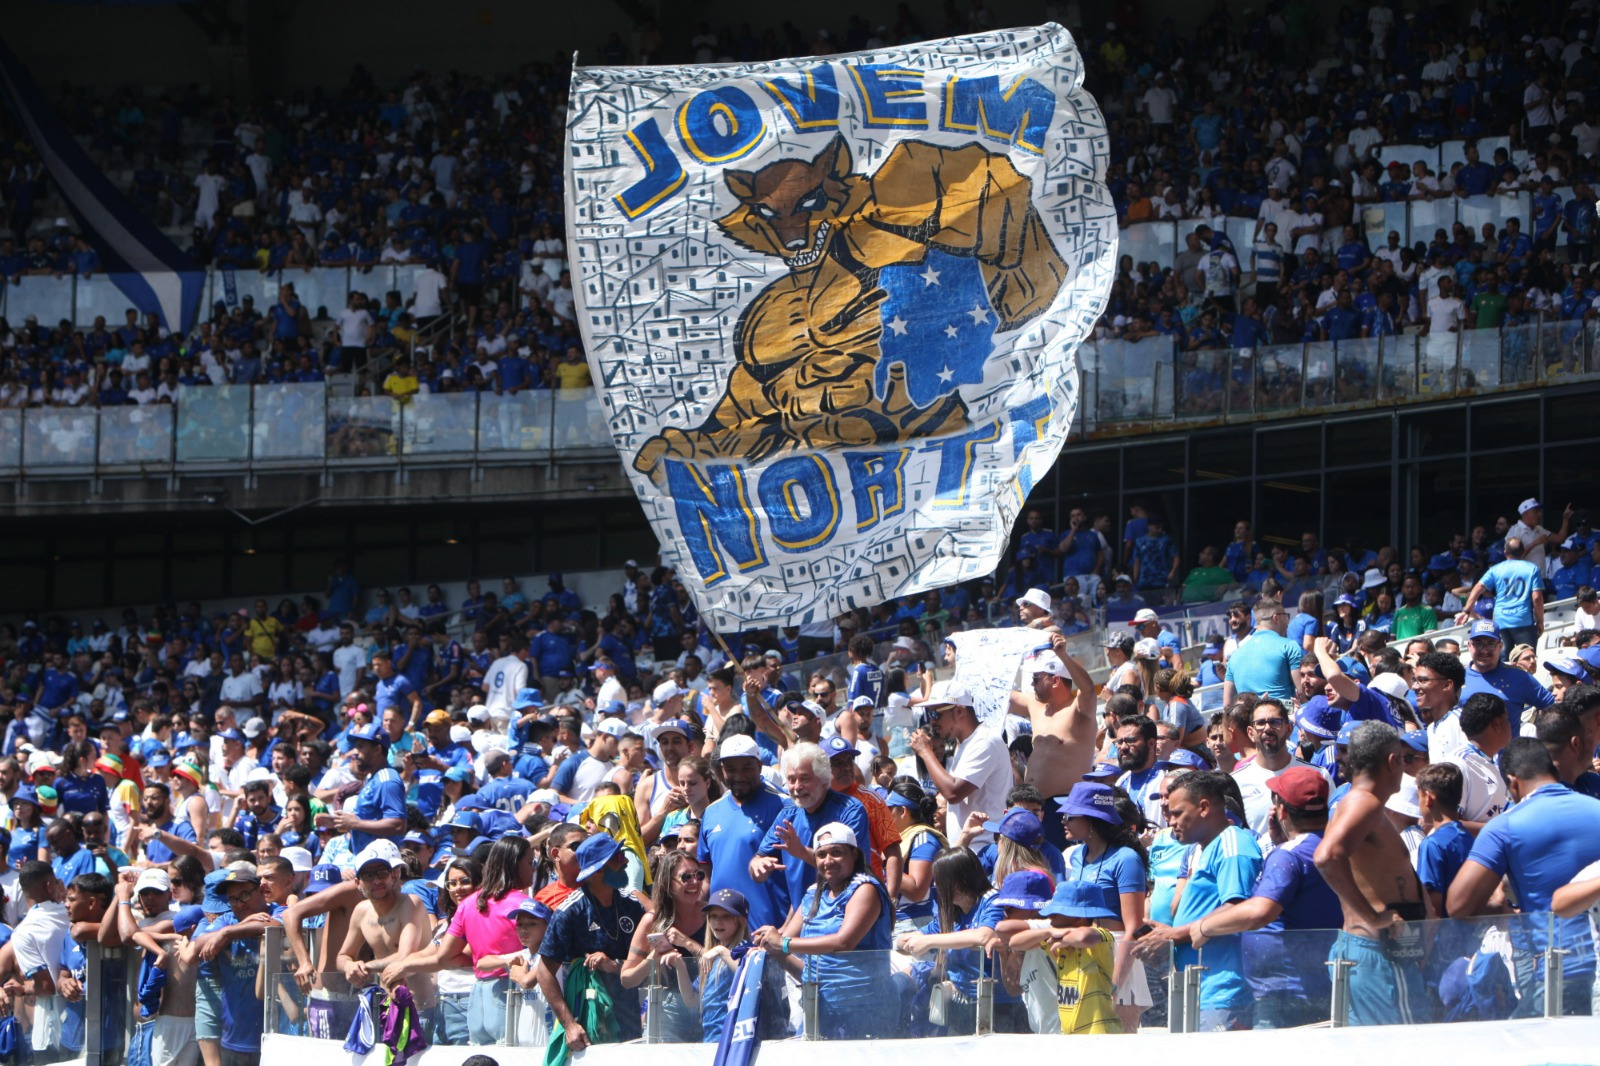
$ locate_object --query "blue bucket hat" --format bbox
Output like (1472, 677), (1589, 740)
(575, 833), (623, 882)
(513, 688), (543, 710)
(201, 870), (232, 914)
(993, 870), (1053, 911)
(1336, 720), (1360, 747)
(1040, 881), (1118, 922)
(1296, 696), (1341, 742)
(1081, 763), (1120, 781)
(1056, 781), (1123, 824)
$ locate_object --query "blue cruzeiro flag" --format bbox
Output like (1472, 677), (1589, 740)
(566, 24), (1115, 628)
(0, 36), (204, 332)
(712, 947), (768, 1066)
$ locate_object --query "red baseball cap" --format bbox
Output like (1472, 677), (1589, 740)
(1266, 766), (1329, 812)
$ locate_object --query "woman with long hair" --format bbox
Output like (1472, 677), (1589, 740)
(382, 837), (531, 1045)
(1131, 640), (1161, 703)
(55, 740), (109, 816)
(660, 755), (721, 841)
(276, 795), (320, 860)
(9, 786), (45, 868)
(431, 858), (483, 1046)
(897, 846), (1027, 1034)
(1060, 782), (1151, 1032)
(886, 779), (944, 934)
(1152, 666), (1206, 749)
(755, 822), (892, 1038)
(621, 850), (708, 1042)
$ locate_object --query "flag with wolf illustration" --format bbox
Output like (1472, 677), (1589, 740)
(565, 24), (1114, 627)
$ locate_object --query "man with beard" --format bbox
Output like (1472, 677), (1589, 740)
(698, 734), (788, 930)
(636, 719), (692, 845)
(1233, 697), (1327, 843)
(232, 779), (282, 851)
(1113, 716), (1167, 827)
(335, 841), (432, 999)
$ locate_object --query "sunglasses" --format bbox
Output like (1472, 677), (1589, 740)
(675, 871), (707, 884)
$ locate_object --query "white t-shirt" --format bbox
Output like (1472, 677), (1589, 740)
(338, 309), (374, 349)
(412, 269), (448, 317)
(484, 654), (529, 714)
(219, 671), (263, 706)
(1426, 295), (1464, 335)
(333, 644), (367, 695)
(569, 753), (616, 803)
(1444, 745), (1510, 822)
(1506, 519), (1550, 569)
(12, 899), (69, 983)
(1232, 755), (1327, 842)
(1141, 86), (1176, 125)
(1426, 711), (1470, 763)
(945, 724), (1012, 845)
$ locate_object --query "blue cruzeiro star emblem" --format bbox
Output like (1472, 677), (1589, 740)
(873, 248), (999, 409)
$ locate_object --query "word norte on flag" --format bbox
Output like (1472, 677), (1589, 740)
(565, 24), (1114, 626)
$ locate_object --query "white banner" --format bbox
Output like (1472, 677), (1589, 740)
(565, 24), (1114, 627)
(949, 627), (1048, 727)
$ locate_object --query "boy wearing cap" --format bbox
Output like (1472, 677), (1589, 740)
(320, 724), (406, 854)
(1314, 721), (1431, 1026)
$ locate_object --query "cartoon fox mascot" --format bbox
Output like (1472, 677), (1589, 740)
(633, 134), (1068, 484)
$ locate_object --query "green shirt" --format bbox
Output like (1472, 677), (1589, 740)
(1182, 566), (1237, 603)
(1392, 603), (1439, 640)
(1470, 292), (1506, 329)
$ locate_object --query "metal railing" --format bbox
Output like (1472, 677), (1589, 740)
(0, 383), (612, 481)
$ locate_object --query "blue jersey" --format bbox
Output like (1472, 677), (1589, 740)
(539, 888), (646, 1041)
(846, 662), (883, 707)
(52, 848), (97, 885)
(477, 775), (536, 813)
(758, 791), (871, 918)
(352, 768), (406, 853)
(1066, 843), (1145, 919)
(1242, 833), (1339, 999)
(1417, 821), (1473, 915)
(1173, 826), (1263, 1010)
(698, 787), (791, 931)
(1223, 629), (1304, 701)
(1467, 784), (1600, 976)
(374, 673), (417, 718)
(1478, 559), (1542, 628)
(1460, 663), (1555, 720)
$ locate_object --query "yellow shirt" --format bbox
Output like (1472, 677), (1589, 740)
(554, 360), (592, 389)
(244, 616), (284, 661)
(1051, 927), (1121, 1034)
(383, 372), (420, 403)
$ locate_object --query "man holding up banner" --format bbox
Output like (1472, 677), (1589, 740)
(1008, 634), (1099, 847)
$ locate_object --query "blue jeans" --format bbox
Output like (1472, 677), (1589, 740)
(1499, 625), (1538, 652)
(468, 975), (511, 1045)
(435, 992), (470, 1045)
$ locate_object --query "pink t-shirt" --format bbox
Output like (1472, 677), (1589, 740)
(447, 889), (531, 977)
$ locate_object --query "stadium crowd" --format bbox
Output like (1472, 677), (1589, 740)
(1, 482), (1600, 1059)
(0, 0), (1597, 410)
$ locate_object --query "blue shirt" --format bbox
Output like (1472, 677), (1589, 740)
(1173, 825), (1263, 1010)
(1478, 559), (1542, 628)
(477, 775), (536, 813)
(374, 673), (418, 718)
(698, 787), (790, 931)
(52, 847), (97, 885)
(846, 662), (883, 707)
(758, 790), (872, 919)
(1466, 783), (1600, 975)
(540, 887), (645, 1041)
(1460, 662), (1555, 720)
(530, 631), (574, 675)
(1223, 629), (1304, 701)
(1242, 833), (1339, 998)
(1285, 611), (1318, 651)
(214, 921), (266, 1051)
(1066, 843), (1145, 919)
(1417, 821), (1474, 915)
(352, 767), (406, 853)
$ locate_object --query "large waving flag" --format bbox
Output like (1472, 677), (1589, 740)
(566, 25), (1113, 627)
(0, 37), (205, 332)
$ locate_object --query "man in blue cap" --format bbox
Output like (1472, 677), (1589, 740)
(1459, 619), (1554, 721)
(535, 833), (645, 1051)
(321, 723), (406, 854)
(192, 866), (277, 1066)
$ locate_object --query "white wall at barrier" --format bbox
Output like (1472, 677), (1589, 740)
(1119, 221), (1177, 271)
(260, 1017), (1600, 1066)
(1378, 143), (1439, 171)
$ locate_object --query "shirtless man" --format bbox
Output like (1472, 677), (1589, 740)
(1008, 633), (1098, 847)
(281, 866), (363, 1039)
(108, 867), (199, 1066)
(335, 842), (434, 1007)
(1314, 720), (1430, 1026)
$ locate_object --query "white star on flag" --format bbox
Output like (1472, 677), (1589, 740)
(967, 305), (989, 325)
(937, 365), (955, 383)
(887, 316), (909, 336)
(921, 265), (941, 286)
(944, 324), (960, 338)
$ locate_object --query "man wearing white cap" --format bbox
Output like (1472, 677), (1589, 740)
(1016, 587), (1058, 631)
(112, 866), (177, 1066)
(699, 734), (789, 930)
(1005, 632), (1099, 847)
(636, 718), (693, 845)
(552, 717), (624, 805)
(910, 679), (1012, 845)
(336, 840), (433, 993)
(1506, 498), (1573, 571)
